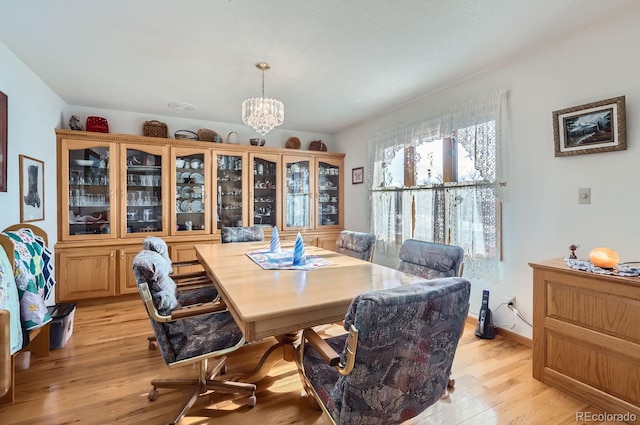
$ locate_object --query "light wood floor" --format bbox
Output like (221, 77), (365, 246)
(0, 296), (626, 425)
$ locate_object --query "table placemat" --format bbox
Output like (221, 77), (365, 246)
(246, 248), (332, 271)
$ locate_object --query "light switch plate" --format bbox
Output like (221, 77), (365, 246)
(578, 188), (591, 204)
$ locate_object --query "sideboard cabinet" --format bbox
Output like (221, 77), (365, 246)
(530, 258), (640, 418)
(56, 130), (345, 301)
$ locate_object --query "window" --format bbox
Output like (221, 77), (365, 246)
(368, 90), (509, 279)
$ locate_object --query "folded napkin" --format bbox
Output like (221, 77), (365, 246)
(292, 232), (306, 266)
(270, 226), (281, 253)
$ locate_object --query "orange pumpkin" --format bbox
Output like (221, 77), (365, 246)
(589, 247), (619, 268)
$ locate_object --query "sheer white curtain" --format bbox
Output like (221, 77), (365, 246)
(368, 89), (510, 279)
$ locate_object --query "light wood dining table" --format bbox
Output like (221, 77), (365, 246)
(195, 241), (425, 382)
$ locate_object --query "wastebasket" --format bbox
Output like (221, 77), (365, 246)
(46, 302), (76, 350)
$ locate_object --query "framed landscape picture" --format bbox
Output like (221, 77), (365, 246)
(19, 154), (44, 222)
(553, 96), (626, 157)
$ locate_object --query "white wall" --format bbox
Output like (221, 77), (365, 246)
(334, 5), (640, 339)
(0, 41), (65, 241)
(64, 106), (332, 151)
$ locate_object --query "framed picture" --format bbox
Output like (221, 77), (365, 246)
(553, 96), (626, 157)
(19, 155), (44, 222)
(352, 167), (364, 184)
(0, 91), (7, 192)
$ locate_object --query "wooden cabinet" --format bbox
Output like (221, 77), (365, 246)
(118, 246), (143, 295)
(171, 147), (211, 235)
(280, 155), (344, 232)
(55, 130), (345, 301)
(119, 143), (169, 237)
(530, 258), (640, 418)
(315, 157), (343, 230)
(214, 150), (249, 232)
(57, 247), (117, 300)
(59, 136), (170, 240)
(282, 155), (315, 230)
(249, 152), (280, 228)
(59, 138), (118, 241)
(170, 243), (205, 274)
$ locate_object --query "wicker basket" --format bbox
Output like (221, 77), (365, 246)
(143, 120), (168, 138)
(286, 137), (301, 149)
(309, 140), (327, 151)
(197, 128), (221, 142)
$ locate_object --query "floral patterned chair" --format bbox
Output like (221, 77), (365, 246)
(398, 239), (464, 279)
(296, 277), (471, 425)
(132, 249), (256, 425)
(142, 236), (217, 306)
(398, 239), (466, 391)
(335, 230), (377, 262)
(221, 226), (265, 243)
(141, 237), (220, 350)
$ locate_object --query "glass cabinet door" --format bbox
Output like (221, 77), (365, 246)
(317, 159), (342, 228)
(123, 145), (166, 236)
(283, 156), (313, 229)
(215, 152), (247, 230)
(172, 149), (209, 234)
(64, 141), (115, 239)
(250, 153), (279, 228)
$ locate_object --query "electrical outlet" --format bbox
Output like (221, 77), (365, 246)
(505, 295), (516, 306)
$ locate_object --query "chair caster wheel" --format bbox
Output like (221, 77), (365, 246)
(248, 395), (257, 407)
(148, 389), (159, 401)
(148, 341), (157, 350)
(221, 365), (227, 375)
(447, 378), (455, 388)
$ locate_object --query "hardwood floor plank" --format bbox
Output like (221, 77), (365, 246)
(0, 297), (629, 425)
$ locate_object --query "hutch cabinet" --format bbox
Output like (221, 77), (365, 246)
(55, 130), (345, 301)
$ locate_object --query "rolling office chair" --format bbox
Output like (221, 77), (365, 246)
(397, 238), (466, 391)
(296, 277), (470, 425)
(133, 249), (256, 425)
(142, 237), (218, 349)
(398, 239), (464, 279)
(335, 230), (377, 262)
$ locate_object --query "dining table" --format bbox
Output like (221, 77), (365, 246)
(195, 241), (425, 382)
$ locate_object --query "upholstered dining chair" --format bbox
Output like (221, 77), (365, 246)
(397, 238), (466, 391)
(296, 277), (471, 425)
(335, 230), (377, 262)
(221, 226), (265, 243)
(133, 250), (256, 425)
(142, 236), (216, 299)
(142, 237), (219, 350)
(398, 239), (465, 279)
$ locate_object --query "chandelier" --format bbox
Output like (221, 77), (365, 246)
(242, 62), (284, 136)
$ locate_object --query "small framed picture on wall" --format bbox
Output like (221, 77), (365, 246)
(19, 154), (45, 222)
(352, 167), (364, 184)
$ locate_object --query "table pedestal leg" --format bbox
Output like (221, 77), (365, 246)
(226, 333), (298, 383)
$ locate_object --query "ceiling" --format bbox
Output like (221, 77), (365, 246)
(0, 0), (633, 134)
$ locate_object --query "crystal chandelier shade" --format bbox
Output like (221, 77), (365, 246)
(242, 63), (284, 136)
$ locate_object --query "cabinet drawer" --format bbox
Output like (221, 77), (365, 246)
(546, 274), (640, 343)
(545, 329), (640, 406)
